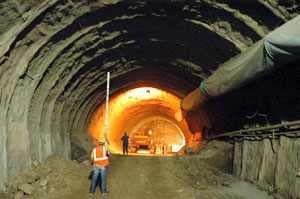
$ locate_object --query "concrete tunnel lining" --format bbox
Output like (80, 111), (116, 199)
(0, 0), (298, 191)
(129, 115), (188, 152)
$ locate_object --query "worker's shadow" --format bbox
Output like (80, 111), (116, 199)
(88, 171), (92, 180)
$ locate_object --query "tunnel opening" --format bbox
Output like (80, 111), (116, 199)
(87, 86), (210, 155)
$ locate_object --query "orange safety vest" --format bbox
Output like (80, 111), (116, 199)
(92, 146), (109, 166)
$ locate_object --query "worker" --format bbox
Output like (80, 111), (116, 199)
(89, 138), (110, 196)
(176, 15), (300, 122)
(121, 132), (129, 156)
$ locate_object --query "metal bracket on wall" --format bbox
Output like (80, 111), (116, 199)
(208, 120), (300, 141)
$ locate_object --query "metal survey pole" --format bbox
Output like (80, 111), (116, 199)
(104, 72), (110, 140)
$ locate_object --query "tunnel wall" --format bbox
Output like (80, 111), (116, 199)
(233, 136), (300, 199)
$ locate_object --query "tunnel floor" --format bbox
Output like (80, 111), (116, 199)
(3, 155), (275, 199)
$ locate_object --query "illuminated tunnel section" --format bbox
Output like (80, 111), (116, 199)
(88, 87), (211, 155)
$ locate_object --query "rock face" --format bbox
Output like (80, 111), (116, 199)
(233, 136), (300, 199)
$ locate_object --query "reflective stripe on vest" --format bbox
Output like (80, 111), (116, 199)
(93, 146), (108, 161)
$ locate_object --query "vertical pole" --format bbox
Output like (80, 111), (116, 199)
(104, 72), (110, 140)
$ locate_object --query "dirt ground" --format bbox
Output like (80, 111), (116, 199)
(0, 153), (277, 199)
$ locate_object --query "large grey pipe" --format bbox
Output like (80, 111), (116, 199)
(202, 15), (300, 98)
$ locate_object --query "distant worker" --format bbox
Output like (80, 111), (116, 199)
(89, 137), (110, 196)
(176, 15), (300, 122)
(121, 132), (129, 156)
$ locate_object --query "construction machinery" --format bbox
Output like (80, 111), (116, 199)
(130, 132), (152, 153)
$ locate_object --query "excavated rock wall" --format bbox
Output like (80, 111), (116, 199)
(233, 136), (300, 199)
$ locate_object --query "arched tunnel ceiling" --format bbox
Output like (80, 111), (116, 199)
(0, 1), (298, 133)
(1, 0), (296, 112)
(0, 0), (299, 185)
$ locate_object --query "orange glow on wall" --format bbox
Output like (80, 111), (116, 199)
(87, 87), (185, 154)
(125, 87), (161, 98)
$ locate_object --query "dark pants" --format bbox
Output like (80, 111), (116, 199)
(123, 144), (128, 155)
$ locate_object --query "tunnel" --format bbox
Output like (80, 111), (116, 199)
(0, 0), (300, 199)
(87, 73), (211, 154)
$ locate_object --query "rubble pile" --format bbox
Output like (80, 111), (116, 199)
(173, 155), (235, 187)
(194, 140), (234, 173)
(7, 156), (90, 199)
(164, 155), (239, 199)
(164, 140), (276, 199)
